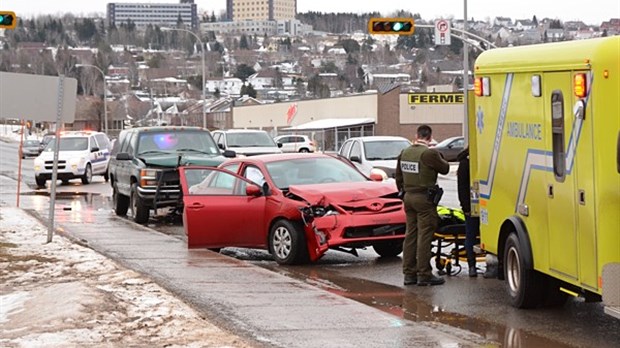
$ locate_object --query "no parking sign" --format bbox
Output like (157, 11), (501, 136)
(434, 19), (451, 45)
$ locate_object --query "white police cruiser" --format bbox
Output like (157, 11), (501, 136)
(34, 131), (111, 187)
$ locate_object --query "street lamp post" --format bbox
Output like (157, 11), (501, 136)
(76, 64), (108, 134)
(162, 27), (206, 129)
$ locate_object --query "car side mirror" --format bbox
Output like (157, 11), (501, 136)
(217, 143), (225, 150)
(246, 184), (262, 197)
(277, 143), (283, 148)
(223, 150), (236, 158)
(116, 152), (133, 161)
(91, 147), (100, 153)
(350, 155), (361, 163)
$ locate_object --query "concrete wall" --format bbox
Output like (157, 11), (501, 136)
(232, 94), (378, 129)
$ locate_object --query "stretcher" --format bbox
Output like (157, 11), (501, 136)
(431, 206), (485, 276)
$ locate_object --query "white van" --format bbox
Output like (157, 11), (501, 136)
(338, 136), (412, 179)
(33, 131), (111, 187)
(212, 129), (283, 156)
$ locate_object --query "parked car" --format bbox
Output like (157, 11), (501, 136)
(178, 153), (406, 264)
(338, 136), (412, 179)
(212, 129), (282, 156)
(108, 126), (235, 224)
(21, 139), (43, 158)
(274, 134), (316, 153)
(33, 131), (111, 187)
(431, 136), (465, 162)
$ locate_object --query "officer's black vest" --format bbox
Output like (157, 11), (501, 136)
(400, 144), (437, 190)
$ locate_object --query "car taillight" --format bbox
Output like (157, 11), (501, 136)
(310, 141), (316, 146)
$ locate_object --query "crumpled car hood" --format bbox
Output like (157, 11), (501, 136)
(288, 181), (398, 205)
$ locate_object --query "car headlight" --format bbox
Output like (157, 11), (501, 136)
(34, 158), (43, 170)
(370, 168), (389, 181)
(140, 168), (159, 187)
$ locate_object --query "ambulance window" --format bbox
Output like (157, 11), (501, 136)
(551, 91), (565, 182)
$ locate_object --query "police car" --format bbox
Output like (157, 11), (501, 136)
(34, 131), (111, 187)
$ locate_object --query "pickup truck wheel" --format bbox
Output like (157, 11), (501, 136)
(373, 240), (403, 258)
(81, 164), (92, 185)
(130, 183), (149, 224)
(35, 176), (46, 188)
(113, 183), (129, 216)
(269, 220), (309, 265)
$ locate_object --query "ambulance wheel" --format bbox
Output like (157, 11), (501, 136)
(373, 240), (403, 258)
(504, 233), (543, 308)
(269, 219), (309, 265)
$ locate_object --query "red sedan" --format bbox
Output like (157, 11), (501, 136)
(178, 153), (406, 264)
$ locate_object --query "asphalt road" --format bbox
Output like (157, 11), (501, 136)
(2, 139), (619, 348)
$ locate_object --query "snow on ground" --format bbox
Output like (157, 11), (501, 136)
(0, 207), (254, 347)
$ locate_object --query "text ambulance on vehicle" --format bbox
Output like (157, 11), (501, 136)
(468, 36), (620, 318)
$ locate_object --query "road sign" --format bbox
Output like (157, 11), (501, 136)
(434, 19), (451, 45)
(0, 72), (77, 122)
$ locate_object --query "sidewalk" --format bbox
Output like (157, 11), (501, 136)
(0, 174), (488, 347)
(0, 207), (254, 347)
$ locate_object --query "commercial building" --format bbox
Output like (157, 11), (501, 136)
(226, 0), (296, 21)
(107, 1), (198, 29)
(201, 18), (311, 36)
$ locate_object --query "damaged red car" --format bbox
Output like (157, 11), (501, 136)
(178, 153), (406, 265)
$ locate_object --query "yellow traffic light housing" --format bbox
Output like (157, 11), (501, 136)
(368, 18), (414, 35)
(0, 11), (17, 29)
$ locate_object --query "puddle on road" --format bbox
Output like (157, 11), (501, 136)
(262, 264), (570, 348)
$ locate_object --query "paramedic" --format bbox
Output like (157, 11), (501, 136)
(457, 147), (479, 277)
(396, 125), (450, 286)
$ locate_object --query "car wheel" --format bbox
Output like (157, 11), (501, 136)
(299, 148), (309, 153)
(35, 176), (46, 188)
(81, 164), (92, 185)
(61, 179), (70, 185)
(130, 183), (149, 224)
(372, 240), (403, 258)
(269, 220), (309, 265)
(113, 183), (129, 216)
(504, 232), (543, 308)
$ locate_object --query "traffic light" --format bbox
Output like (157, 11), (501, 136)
(368, 18), (414, 35)
(0, 11), (17, 29)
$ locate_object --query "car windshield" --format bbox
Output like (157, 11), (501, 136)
(364, 140), (411, 160)
(435, 137), (461, 148)
(136, 130), (220, 156)
(227, 132), (277, 147)
(44, 137), (88, 152)
(265, 157), (367, 190)
(24, 140), (40, 146)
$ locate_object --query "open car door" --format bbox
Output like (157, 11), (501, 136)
(178, 166), (266, 249)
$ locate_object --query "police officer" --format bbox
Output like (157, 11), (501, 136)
(457, 147), (479, 277)
(396, 125), (450, 286)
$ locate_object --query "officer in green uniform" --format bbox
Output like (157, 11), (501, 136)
(396, 125), (450, 286)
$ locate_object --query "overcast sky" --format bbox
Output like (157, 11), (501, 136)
(3, 0), (617, 25)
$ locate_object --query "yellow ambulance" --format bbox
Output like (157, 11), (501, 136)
(469, 36), (620, 317)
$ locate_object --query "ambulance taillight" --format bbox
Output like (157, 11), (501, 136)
(574, 73), (587, 98)
(474, 77), (483, 96)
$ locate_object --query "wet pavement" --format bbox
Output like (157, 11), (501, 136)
(1, 175), (492, 348)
